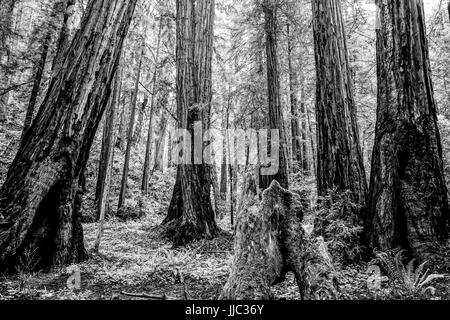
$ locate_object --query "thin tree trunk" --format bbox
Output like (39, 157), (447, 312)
(22, 33), (51, 136)
(0, 0), (137, 272)
(142, 16), (163, 193)
(153, 107), (168, 172)
(95, 66), (121, 220)
(0, 0), (16, 123)
(287, 23), (301, 166)
(94, 68), (121, 251)
(306, 105), (316, 177)
(219, 103), (229, 200)
(364, 0), (450, 261)
(118, 46), (144, 210)
(260, 0), (289, 191)
(133, 95), (148, 146)
(312, 0), (367, 207)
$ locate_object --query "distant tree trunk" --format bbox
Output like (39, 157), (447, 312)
(163, 0), (219, 245)
(117, 92), (128, 151)
(0, 0), (137, 272)
(142, 16), (163, 193)
(312, 0), (367, 207)
(94, 69), (121, 251)
(299, 79), (310, 175)
(287, 23), (301, 166)
(219, 104), (229, 200)
(95, 66), (121, 220)
(364, 0), (450, 261)
(448, 0), (450, 22)
(306, 105), (316, 176)
(260, 0), (289, 191)
(118, 46), (144, 210)
(153, 107), (168, 172)
(132, 95), (148, 146)
(22, 33), (51, 137)
(0, 0), (16, 123)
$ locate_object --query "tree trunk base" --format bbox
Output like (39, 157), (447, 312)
(220, 181), (338, 300)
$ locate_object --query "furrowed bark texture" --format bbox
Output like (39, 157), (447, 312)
(220, 181), (337, 300)
(312, 0), (368, 207)
(260, 0), (289, 191)
(163, 0), (219, 245)
(0, 0), (137, 272)
(364, 0), (449, 260)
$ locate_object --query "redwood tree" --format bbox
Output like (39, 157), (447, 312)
(259, 0), (289, 191)
(0, 0), (137, 272)
(312, 0), (367, 206)
(163, 0), (219, 245)
(364, 0), (449, 260)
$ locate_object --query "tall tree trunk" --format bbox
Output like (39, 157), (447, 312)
(22, 33), (51, 136)
(299, 77), (310, 175)
(94, 68), (121, 251)
(163, 0), (219, 245)
(312, 0), (367, 207)
(118, 46), (144, 210)
(287, 23), (301, 166)
(95, 66), (121, 220)
(142, 16), (163, 193)
(306, 105), (317, 177)
(0, 0), (16, 123)
(51, 0), (76, 75)
(153, 107), (168, 172)
(260, 0), (289, 191)
(132, 95), (148, 146)
(219, 103), (229, 200)
(0, 0), (137, 272)
(24, 0), (76, 136)
(364, 0), (450, 261)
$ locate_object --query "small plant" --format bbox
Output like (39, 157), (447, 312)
(371, 249), (448, 297)
(15, 245), (41, 296)
(313, 189), (363, 264)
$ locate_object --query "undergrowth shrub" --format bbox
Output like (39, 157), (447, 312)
(371, 249), (448, 298)
(313, 189), (363, 264)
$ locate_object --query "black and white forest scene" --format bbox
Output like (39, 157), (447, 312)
(0, 0), (450, 309)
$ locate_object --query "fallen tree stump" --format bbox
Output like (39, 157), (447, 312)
(220, 180), (338, 300)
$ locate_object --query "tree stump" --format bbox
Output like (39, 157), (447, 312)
(220, 180), (338, 300)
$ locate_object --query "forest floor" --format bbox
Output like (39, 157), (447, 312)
(1, 210), (449, 300)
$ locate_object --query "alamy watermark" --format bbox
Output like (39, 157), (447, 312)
(170, 121), (282, 175)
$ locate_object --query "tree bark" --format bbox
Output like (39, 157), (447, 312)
(220, 181), (337, 300)
(260, 0), (289, 191)
(95, 66), (121, 221)
(312, 0), (367, 207)
(163, 0), (219, 246)
(132, 95), (148, 146)
(364, 0), (450, 261)
(94, 68), (121, 251)
(118, 46), (144, 210)
(153, 108), (168, 172)
(142, 16), (163, 193)
(22, 32), (51, 137)
(0, 0), (16, 123)
(287, 23), (301, 166)
(0, 0), (137, 272)
(51, 0), (76, 75)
